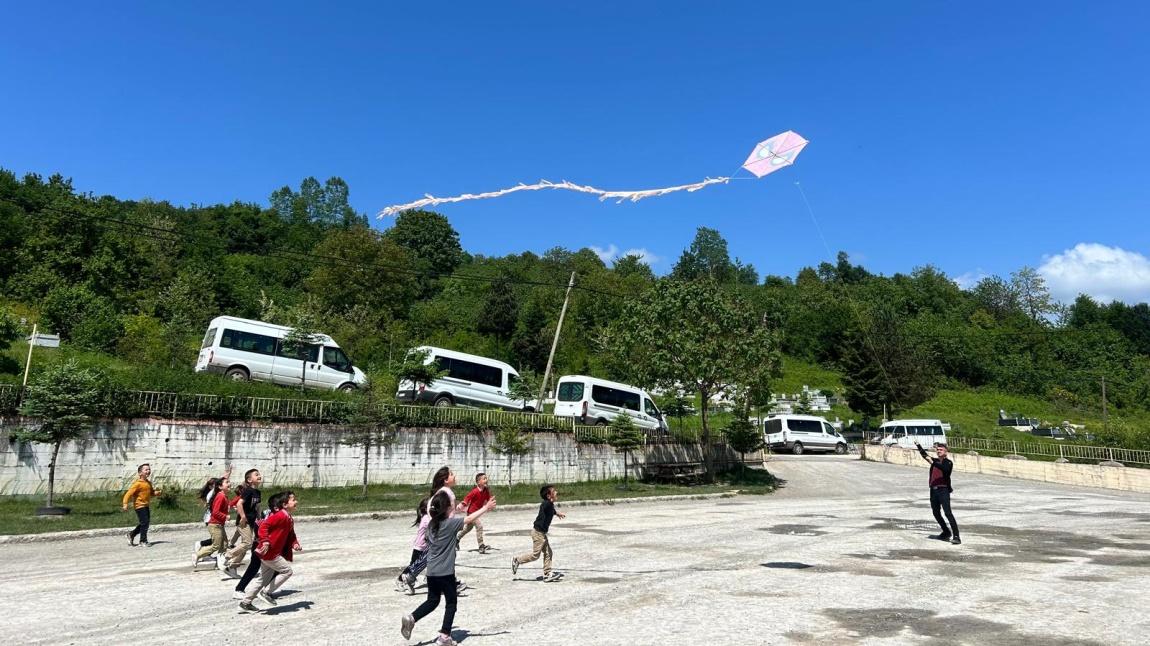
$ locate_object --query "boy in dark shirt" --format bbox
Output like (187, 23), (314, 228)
(510, 485), (566, 582)
(916, 441), (960, 545)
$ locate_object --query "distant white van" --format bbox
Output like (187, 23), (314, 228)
(395, 346), (536, 411)
(553, 375), (667, 432)
(878, 419), (948, 449)
(195, 316), (367, 391)
(764, 414), (848, 455)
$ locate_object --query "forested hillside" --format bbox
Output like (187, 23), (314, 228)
(2, 169), (1149, 446)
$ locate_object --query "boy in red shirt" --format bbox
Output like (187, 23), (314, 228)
(240, 491), (302, 611)
(456, 473), (493, 553)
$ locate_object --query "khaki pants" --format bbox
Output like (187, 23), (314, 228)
(244, 556), (293, 602)
(224, 524), (253, 567)
(196, 524), (226, 560)
(513, 529), (552, 574)
(457, 518), (485, 547)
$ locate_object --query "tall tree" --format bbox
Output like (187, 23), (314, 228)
(840, 304), (938, 417)
(477, 275), (519, 341)
(671, 227), (734, 283)
(385, 210), (465, 277)
(1011, 266), (1055, 323)
(605, 279), (779, 480)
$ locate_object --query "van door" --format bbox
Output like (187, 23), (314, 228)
(273, 339), (320, 387)
(445, 358), (505, 408)
(318, 346), (354, 389)
(642, 397), (663, 432)
(554, 380), (586, 419)
(786, 418), (824, 449)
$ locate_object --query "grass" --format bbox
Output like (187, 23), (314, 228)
(0, 473), (776, 536)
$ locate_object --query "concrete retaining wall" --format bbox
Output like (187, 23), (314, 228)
(0, 417), (744, 495)
(862, 444), (1150, 493)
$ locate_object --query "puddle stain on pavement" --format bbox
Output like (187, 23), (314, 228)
(821, 607), (1105, 645)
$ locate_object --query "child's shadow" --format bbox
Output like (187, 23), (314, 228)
(415, 629), (511, 645)
(262, 600), (314, 615)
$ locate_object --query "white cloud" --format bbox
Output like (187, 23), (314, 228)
(590, 244), (661, 267)
(953, 269), (989, 290)
(1038, 243), (1150, 304)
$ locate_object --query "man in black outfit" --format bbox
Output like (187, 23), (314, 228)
(916, 441), (960, 545)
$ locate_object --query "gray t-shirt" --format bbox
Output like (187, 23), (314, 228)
(426, 515), (465, 577)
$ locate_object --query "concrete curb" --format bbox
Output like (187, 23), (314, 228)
(0, 490), (741, 544)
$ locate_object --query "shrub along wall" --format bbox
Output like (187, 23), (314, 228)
(0, 417), (746, 496)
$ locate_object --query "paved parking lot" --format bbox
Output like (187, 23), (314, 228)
(4, 455), (1148, 645)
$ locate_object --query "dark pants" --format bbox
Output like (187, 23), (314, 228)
(930, 487), (959, 537)
(130, 506), (151, 543)
(236, 528), (262, 592)
(412, 574), (458, 636)
(403, 549), (429, 577)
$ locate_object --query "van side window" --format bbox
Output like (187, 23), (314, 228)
(786, 419), (822, 434)
(221, 329), (277, 356)
(276, 339), (320, 363)
(765, 419), (782, 434)
(591, 385), (640, 411)
(644, 398), (658, 416)
(823, 422), (836, 435)
(202, 328), (217, 349)
(449, 358), (503, 387)
(558, 382), (584, 402)
(322, 347), (352, 372)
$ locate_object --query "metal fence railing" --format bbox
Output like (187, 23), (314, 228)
(944, 436), (1150, 467)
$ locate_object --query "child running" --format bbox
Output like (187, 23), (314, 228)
(240, 491), (302, 611)
(122, 463), (161, 547)
(511, 484), (566, 582)
(429, 466), (467, 591)
(223, 469), (261, 578)
(456, 472), (493, 553)
(231, 469), (265, 599)
(396, 497), (430, 594)
(195, 475), (232, 569)
(401, 491), (496, 645)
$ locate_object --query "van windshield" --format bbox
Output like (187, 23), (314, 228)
(558, 382), (584, 402)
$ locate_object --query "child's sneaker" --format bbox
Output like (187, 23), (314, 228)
(232, 590), (245, 600)
(435, 634), (458, 646)
(225, 566), (240, 579)
(127, 532), (136, 547)
(239, 601), (258, 612)
(478, 544), (491, 554)
(400, 613), (415, 640)
(259, 590), (277, 606)
(455, 579), (468, 593)
(542, 572), (562, 583)
(405, 573), (417, 595)
(216, 555), (227, 571)
(510, 557), (519, 575)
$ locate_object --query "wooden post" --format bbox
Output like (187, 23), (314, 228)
(537, 272), (575, 411)
(22, 323), (36, 387)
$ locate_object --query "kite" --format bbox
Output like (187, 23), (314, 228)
(378, 130), (807, 217)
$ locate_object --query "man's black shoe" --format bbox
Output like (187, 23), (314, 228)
(930, 533), (952, 541)
(950, 536), (962, 545)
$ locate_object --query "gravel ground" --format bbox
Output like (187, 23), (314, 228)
(4, 454), (1148, 645)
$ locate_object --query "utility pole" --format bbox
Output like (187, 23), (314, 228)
(1101, 374), (1109, 433)
(22, 323), (36, 387)
(537, 272), (575, 412)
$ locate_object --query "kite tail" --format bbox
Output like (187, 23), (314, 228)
(378, 176), (731, 217)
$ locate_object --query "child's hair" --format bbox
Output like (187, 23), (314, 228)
(243, 468), (260, 484)
(267, 491), (295, 513)
(427, 490), (453, 539)
(137, 463), (150, 474)
(430, 466), (452, 495)
(234, 483), (246, 496)
(198, 477), (220, 503)
(539, 484), (555, 500)
(475, 472), (486, 483)
(412, 497), (430, 527)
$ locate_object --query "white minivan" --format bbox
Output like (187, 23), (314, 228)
(553, 375), (668, 432)
(878, 419), (948, 449)
(764, 414), (849, 455)
(195, 316), (367, 391)
(395, 346), (537, 411)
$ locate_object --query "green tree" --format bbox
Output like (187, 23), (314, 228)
(490, 423), (532, 491)
(723, 415), (764, 478)
(670, 227), (734, 283)
(1011, 266), (1055, 323)
(840, 305), (938, 418)
(281, 308), (324, 392)
(507, 369), (541, 411)
(394, 348), (446, 403)
(0, 308), (20, 374)
(477, 274), (519, 341)
(605, 279), (779, 480)
(305, 226), (419, 320)
(13, 359), (102, 510)
(343, 383), (398, 496)
(612, 254), (656, 281)
(795, 390), (813, 415)
(385, 209), (465, 277)
(607, 413), (643, 486)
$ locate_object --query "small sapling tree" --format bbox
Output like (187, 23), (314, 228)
(490, 422), (532, 491)
(608, 413), (644, 487)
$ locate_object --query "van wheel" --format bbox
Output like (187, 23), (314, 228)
(595, 418), (608, 426)
(434, 396), (453, 408)
(791, 442), (804, 455)
(225, 367), (249, 382)
(835, 443), (848, 455)
(338, 383), (358, 393)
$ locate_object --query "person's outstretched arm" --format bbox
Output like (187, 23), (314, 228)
(464, 498), (496, 525)
(914, 441), (932, 463)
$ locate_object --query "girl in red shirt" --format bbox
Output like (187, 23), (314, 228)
(194, 476), (231, 568)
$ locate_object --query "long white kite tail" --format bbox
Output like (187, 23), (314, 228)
(377, 130), (806, 218)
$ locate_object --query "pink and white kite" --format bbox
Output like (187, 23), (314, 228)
(378, 130), (807, 217)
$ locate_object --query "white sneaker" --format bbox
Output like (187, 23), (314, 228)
(259, 590), (277, 606)
(232, 590), (245, 600)
(225, 566), (240, 579)
(216, 556), (227, 571)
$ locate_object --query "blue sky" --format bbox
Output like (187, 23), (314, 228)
(3, 2), (1150, 302)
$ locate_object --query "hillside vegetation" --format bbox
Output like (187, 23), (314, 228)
(1, 169), (1148, 449)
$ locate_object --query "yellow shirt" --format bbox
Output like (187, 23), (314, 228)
(123, 478), (155, 509)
